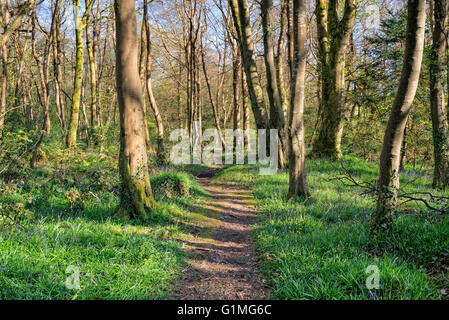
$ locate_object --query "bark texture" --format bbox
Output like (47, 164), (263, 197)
(373, 0), (426, 230)
(67, 0), (94, 147)
(288, 0), (309, 199)
(229, 0), (269, 130)
(261, 0), (288, 169)
(115, 0), (155, 219)
(430, 0), (449, 188)
(312, 0), (356, 158)
(144, 0), (166, 162)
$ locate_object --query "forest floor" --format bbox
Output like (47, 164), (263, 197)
(172, 167), (268, 299)
(1, 138), (448, 299)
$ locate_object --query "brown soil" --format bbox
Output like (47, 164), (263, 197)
(172, 167), (268, 300)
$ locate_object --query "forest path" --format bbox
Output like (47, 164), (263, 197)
(172, 167), (268, 300)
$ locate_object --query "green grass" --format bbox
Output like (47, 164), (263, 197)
(1, 142), (448, 300)
(215, 156), (449, 300)
(0, 148), (206, 300)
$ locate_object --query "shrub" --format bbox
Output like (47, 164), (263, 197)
(150, 172), (199, 199)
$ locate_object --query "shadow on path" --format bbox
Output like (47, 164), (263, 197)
(172, 166), (268, 300)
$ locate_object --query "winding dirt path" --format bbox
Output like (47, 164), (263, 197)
(172, 167), (268, 300)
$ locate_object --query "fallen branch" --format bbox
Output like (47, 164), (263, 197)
(327, 161), (449, 215)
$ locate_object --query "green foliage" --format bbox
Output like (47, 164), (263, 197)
(344, 7), (433, 164)
(216, 157), (449, 300)
(0, 129), (34, 182)
(150, 171), (202, 199)
(0, 147), (206, 299)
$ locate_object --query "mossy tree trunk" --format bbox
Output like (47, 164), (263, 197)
(52, 0), (66, 129)
(373, 0), (426, 231)
(312, 0), (356, 159)
(30, 11), (53, 168)
(241, 66), (250, 149)
(229, 0), (269, 130)
(86, 15), (98, 130)
(261, 0), (288, 169)
(144, 0), (166, 163)
(115, 0), (155, 219)
(232, 40), (241, 151)
(430, 0), (449, 188)
(287, 0), (310, 200)
(138, 10), (154, 153)
(0, 0), (10, 133)
(67, 0), (95, 148)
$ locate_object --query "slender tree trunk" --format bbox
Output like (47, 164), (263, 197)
(201, 40), (226, 147)
(0, 0), (10, 132)
(276, 0), (289, 119)
(138, 11), (152, 151)
(288, 0), (310, 199)
(144, 0), (166, 162)
(399, 122), (408, 171)
(86, 16), (98, 129)
(52, 0), (64, 128)
(30, 6), (55, 168)
(0, 42), (7, 132)
(54, 1), (66, 128)
(67, 0), (94, 147)
(430, 0), (449, 188)
(373, 0), (426, 230)
(114, 0), (155, 219)
(229, 0), (269, 129)
(232, 42), (241, 151)
(242, 67), (250, 150)
(261, 0), (288, 170)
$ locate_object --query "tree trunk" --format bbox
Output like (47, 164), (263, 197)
(52, 0), (65, 128)
(288, 0), (310, 199)
(242, 67), (250, 150)
(261, 0), (288, 170)
(144, 0), (166, 162)
(0, 0), (10, 132)
(67, 0), (84, 147)
(312, 0), (356, 159)
(0, 40), (7, 132)
(67, 0), (94, 147)
(229, 0), (269, 130)
(276, 0), (289, 119)
(86, 15), (98, 129)
(373, 0), (426, 230)
(232, 41), (241, 151)
(139, 11), (153, 152)
(430, 0), (449, 188)
(201, 40), (226, 148)
(114, 0), (155, 219)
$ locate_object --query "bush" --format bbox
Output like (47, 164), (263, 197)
(0, 130), (34, 182)
(150, 172), (199, 199)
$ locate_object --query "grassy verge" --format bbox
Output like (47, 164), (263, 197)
(215, 156), (449, 300)
(0, 147), (206, 299)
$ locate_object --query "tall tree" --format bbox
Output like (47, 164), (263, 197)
(429, 0), (449, 188)
(261, 0), (288, 169)
(288, 0), (309, 199)
(86, 10), (99, 129)
(229, 0), (269, 130)
(312, 0), (356, 158)
(373, 0), (426, 230)
(114, 0), (155, 219)
(30, 6), (56, 168)
(51, 0), (66, 128)
(66, 0), (95, 147)
(144, 0), (166, 162)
